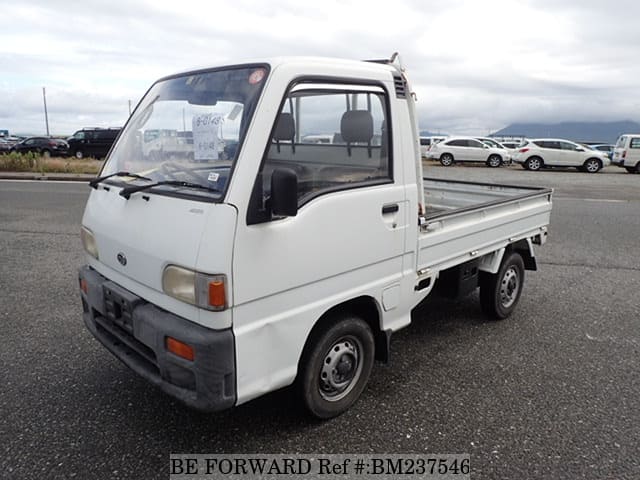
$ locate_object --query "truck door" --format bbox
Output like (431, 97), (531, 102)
(231, 81), (407, 401)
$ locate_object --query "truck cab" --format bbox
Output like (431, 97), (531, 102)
(79, 56), (552, 418)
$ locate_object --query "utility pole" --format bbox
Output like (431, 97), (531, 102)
(42, 87), (50, 136)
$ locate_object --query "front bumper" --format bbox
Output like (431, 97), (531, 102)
(79, 265), (236, 412)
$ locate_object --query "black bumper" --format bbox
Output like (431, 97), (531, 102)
(79, 265), (236, 412)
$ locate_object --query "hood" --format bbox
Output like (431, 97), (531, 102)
(82, 187), (237, 298)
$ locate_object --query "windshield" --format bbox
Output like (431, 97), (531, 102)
(101, 65), (269, 200)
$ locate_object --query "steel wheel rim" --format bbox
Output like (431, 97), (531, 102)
(500, 267), (520, 308)
(319, 335), (363, 402)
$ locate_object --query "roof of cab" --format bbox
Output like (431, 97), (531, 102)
(162, 56), (399, 82)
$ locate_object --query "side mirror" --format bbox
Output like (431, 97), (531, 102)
(270, 168), (298, 217)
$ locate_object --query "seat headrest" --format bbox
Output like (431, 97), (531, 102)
(341, 110), (373, 143)
(274, 113), (295, 141)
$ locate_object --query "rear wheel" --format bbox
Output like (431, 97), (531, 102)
(298, 315), (374, 419)
(480, 251), (525, 320)
(440, 153), (454, 166)
(487, 154), (502, 168)
(583, 158), (602, 173)
(525, 157), (542, 171)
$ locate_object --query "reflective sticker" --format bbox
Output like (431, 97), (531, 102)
(208, 172), (220, 182)
(248, 68), (266, 85)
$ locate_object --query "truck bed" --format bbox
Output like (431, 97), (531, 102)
(418, 177), (553, 274)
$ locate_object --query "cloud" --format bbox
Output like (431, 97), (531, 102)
(1, 0), (640, 135)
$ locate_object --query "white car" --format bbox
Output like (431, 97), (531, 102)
(512, 138), (610, 173)
(611, 134), (640, 173)
(428, 136), (508, 167)
(419, 136), (445, 157)
(475, 137), (513, 164)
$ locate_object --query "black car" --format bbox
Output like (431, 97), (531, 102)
(67, 127), (121, 159)
(11, 137), (69, 157)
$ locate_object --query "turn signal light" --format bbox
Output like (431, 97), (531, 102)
(208, 281), (226, 309)
(622, 150), (627, 158)
(79, 278), (88, 294)
(166, 337), (195, 361)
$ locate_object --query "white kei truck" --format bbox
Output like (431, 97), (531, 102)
(79, 55), (553, 418)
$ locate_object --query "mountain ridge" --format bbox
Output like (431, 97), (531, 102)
(491, 120), (640, 143)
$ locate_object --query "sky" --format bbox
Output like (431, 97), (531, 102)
(1, 0), (640, 136)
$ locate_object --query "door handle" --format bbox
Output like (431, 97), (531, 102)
(382, 204), (399, 214)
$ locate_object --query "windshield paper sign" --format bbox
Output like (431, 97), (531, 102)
(193, 113), (223, 161)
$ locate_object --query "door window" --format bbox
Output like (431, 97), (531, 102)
(248, 83), (391, 224)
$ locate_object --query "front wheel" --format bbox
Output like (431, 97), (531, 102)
(440, 153), (454, 166)
(298, 316), (374, 419)
(75, 150), (84, 159)
(479, 251), (525, 320)
(41, 149), (51, 158)
(583, 158), (602, 173)
(487, 154), (502, 168)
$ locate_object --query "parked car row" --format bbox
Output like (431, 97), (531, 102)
(422, 134), (631, 174)
(0, 127), (121, 159)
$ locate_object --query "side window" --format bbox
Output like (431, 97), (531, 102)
(630, 138), (640, 149)
(467, 139), (484, 148)
(248, 83), (391, 224)
(559, 141), (578, 150)
(75, 132), (85, 140)
(447, 139), (465, 147)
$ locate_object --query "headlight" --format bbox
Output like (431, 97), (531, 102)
(80, 226), (99, 259)
(162, 265), (227, 311)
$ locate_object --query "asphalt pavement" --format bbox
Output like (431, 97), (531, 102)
(1, 165), (639, 479)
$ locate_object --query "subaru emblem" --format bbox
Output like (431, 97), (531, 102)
(117, 252), (127, 266)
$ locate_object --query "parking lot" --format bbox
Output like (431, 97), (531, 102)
(1, 164), (639, 479)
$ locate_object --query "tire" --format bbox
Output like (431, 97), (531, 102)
(479, 251), (525, 320)
(41, 149), (51, 158)
(298, 315), (375, 419)
(75, 150), (84, 159)
(440, 153), (454, 166)
(487, 154), (502, 168)
(583, 158), (602, 173)
(525, 157), (542, 171)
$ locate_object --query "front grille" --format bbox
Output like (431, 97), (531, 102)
(94, 313), (159, 376)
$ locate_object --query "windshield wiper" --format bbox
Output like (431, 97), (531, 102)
(119, 180), (221, 200)
(89, 171), (152, 189)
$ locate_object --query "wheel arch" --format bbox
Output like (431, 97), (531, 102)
(510, 239), (537, 271)
(298, 296), (388, 368)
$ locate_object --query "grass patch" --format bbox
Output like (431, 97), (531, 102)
(0, 152), (102, 174)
